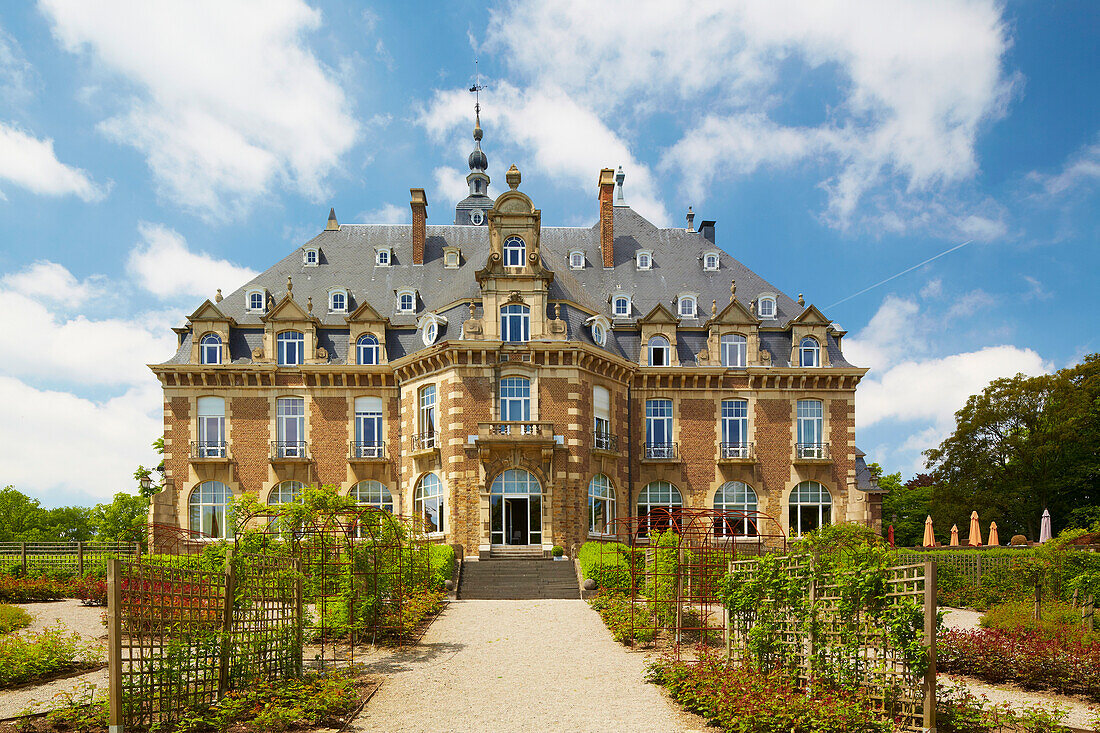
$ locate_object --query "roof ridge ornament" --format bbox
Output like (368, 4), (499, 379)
(326, 207), (339, 231)
(506, 164), (521, 190)
(730, 277), (736, 303)
(798, 293), (805, 307)
(287, 276), (293, 296)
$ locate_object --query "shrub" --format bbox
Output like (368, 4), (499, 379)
(578, 541), (633, 593)
(72, 575), (107, 607)
(428, 544), (455, 590)
(937, 683), (1072, 733)
(644, 530), (679, 626)
(383, 589), (445, 640)
(0, 575), (74, 603)
(0, 622), (101, 688)
(980, 600), (1099, 644)
(588, 591), (655, 645)
(551, 545), (563, 557)
(0, 604), (32, 635)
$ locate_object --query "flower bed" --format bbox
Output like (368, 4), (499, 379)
(0, 575), (75, 603)
(0, 604), (31, 636)
(588, 591), (655, 645)
(0, 622), (101, 688)
(939, 627), (1100, 700)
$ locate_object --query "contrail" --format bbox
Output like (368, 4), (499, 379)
(825, 240), (974, 309)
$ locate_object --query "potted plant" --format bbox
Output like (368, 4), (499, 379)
(552, 545), (565, 561)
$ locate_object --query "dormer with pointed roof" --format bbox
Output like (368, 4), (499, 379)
(345, 298), (390, 364)
(638, 302), (680, 366)
(258, 286), (323, 364)
(789, 303), (832, 367)
(701, 297), (762, 367)
(187, 299), (236, 364)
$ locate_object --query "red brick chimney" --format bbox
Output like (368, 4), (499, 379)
(598, 168), (615, 268)
(410, 188), (427, 265)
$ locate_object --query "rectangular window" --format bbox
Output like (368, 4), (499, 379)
(797, 399), (824, 457)
(645, 398), (673, 458)
(277, 332), (304, 366)
(354, 396), (383, 458)
(721, 399), (748, 456)
(419, 385), (437, 447)
(500, 377), (531, 422)
(197, 397), (225, 458)
(593, 386), (611, 449)
(276, 397), (305, 457)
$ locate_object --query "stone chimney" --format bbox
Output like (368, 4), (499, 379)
(410, 188), (427, 265)
(686, 206), (695, 232)
(598, 168), (615, 268)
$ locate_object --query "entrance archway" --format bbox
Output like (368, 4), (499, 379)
(490, 469), (543, 546)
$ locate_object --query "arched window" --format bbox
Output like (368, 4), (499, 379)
(357, 334), (379, 365)
(199, 333), (221, 365)
(570, 251), (584, 269)
(196, 396), (225, 458)
(353, 396), (383, 456)
(503, 236), (526, 266)
(501, 304), (530, 342)
(796, 399), (824, 458)
(704, 253), (720, 271)
(276, 331), (305, 366)
(648, 335), (670, 366)
(789, 481), (832, 537)
(330, 290), (347, 313)
(721, 334), (746, 367)
(757, 296), (776, 319)
(588, 475), (615, 535)
(351, 480), (393, 513)
(613, 296), (630, 318)
(415, 473), (444, 534)
(678, 296), (696, 318)
(499, 377), (531, 424)
(303, 248), (318, 266)
(189, 481), (232, 539)
(247, 290), (265, 312)
(398, 291), (415, 313)
(800, 337), (820, 367)
(637, 481), (683, 537)
(714, 482), (758, 537)
(268, 480), (303, 506)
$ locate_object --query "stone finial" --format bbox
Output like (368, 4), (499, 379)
(551, 303), (559, 319)
(749, 300), (755, 315)
(506, 164), (521, 190)
(307, 296), (313, 314)
(469, 301), (476, 318)
(730, 278), (736, 303)
(798, 293), (805, 307)
(215, 288), (223, 303)
(686, 206), (695, 232)
(286, 276), (293, 295)
(712, 299), (717, 316)
(326, 207), (339, 231)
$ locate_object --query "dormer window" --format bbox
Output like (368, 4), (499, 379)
(586, 315), (610, 348)
(418, 313), (447, 346)
(678, 295), (697, 319)
(504, 236), (526, 267)
(757, 295), (777, 319)
(303, 247), (319, 266)
(246, 290), (265, 313)
(470, 210), (484, 225)
(424, 321), (438, 346)
(612, 295), (631, 318)
(636, 251), (652, 270)
(569, 251), (585, 270)
(704, 252), (720, 271)
(396, 290), (416, 313)
(648, 335), (670, 367)
(200, 333), (222, 365)
(800, 337), (820, 367)
(329, 289), (348, 313)
(376, 248), (391, 266)
(443, 246), (461, 269)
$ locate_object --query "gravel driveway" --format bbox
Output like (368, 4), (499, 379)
(350, 600), (705, 733)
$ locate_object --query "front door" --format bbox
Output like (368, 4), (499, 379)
(505, 498), (530, 545)
(489, 469), (543, 546)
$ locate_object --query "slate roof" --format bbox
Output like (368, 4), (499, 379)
(167, 205), (856, 367)
(854, 448), (886, 493)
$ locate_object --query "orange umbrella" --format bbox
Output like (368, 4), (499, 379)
(950, 524), (960, 546)
(968, 510), (983, 546)
(988, 522), (1000, 546)
(922, 515), (935, 547)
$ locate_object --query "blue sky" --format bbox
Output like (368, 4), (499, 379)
(0, 1), (1096, 507)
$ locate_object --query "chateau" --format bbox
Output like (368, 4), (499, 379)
(149, 111), (882, 555)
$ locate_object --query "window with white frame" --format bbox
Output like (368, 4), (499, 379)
(422, 320), (439, 346)
(351, 480), (393, 512)
(593, 386), (611, 449)
(588, 475), (615, 535)
(199, 333), (222, 365)
(800, 336), (820, 367)
(636, 251), (652, 270)
(414, 473), (443, 533)
(789, 481), (832, 536)
(721, 334), (747, 367)
(276, 331), (305, 366)
(637, 481), (682, 537)
(613, 296), (630, 318)
(397, 291), (415, 313)
(268, 480), (303, 506)
(721, 399), (748, 457)
(591, 320), (606, 347)
(678, 295), (697, 318)
(189, 481), (233, 539)
(499, 377), (531, 423)
(796, 399), (824, 458)
(757, 296), (776, 319)
(648, 335), (670, 366)
(418, 384), (436, 448)
(569, 251), (584, 269)
(714, 482), (758, 537)
(645, 398), (673, 458)
(503, 236), (526, 266)
(704, 252), (720, 271)
(276, 396), (305, 457)
(329, 289), (347, 313)
(356, 334), (379, 365)
(444, 250), (460, 268)
(303, 248), (318, 266)
(247, 290), (265, 312)
(197, 397), (225, 458)
(354, 396), (383, 457)
(501, 303), (530, 342)
(376, 249), (390, 266)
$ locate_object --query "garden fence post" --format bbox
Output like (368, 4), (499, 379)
(294, 558), (304, 676)
(134, 542), (141, 561)
(975, 553), (981, 584)
(922, 560), (937, 732)
(1034, 582), (1041, 622)
(217, 549), (236, 696)
(107, 557), (123, 733)
(724, 560), (732, 661)
(77, 542), (84, 576)
(1086, 595), (1095, 633)
(20, 542), (26, 572)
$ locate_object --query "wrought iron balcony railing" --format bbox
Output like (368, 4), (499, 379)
(190, 441), (228, 460)
(270, 440), (309, 460)
(348, 441), (386, 460)
(719, 442), (755, 460)
(411, 431), (437, 451)
(643, 442), (679, 460)
(796, 442), (830, 460)
(593, 430), (619, 452)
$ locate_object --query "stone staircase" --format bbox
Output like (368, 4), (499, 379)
(458, 558), (580, 600)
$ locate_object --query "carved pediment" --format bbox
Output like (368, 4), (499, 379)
(638, 302), (680, 325)
(188, 300), (233, 324)
(789, 304), (830, 326)
(346, 299), (387, 324)
(705, 299), (759, 328)
(263, 295), (316, 324)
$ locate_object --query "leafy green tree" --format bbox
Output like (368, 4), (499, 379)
(0, 487), (49, 542)
(44, 506), (94, 542)
(133, 436), (166, 500)
(93, 492), (149, 546)
(881, 473), (933, 547)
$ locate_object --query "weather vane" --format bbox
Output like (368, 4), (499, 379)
(468, 58), (484, 115)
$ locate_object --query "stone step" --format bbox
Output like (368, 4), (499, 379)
(459, 558), (579, 600)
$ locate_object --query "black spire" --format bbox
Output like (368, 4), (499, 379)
(455, 61), (491, 226)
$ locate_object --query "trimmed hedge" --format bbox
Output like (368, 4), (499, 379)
(578, 541), (634, 592)
(428, 544), (455, 590)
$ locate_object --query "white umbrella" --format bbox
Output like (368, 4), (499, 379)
(1039, 509), (1052, 543)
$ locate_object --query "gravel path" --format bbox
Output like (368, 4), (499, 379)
(18, 600), (107, 642)
(941, 606), (983, 631)
(942, 675), (1096, 731)
(350, 600), (706, 733)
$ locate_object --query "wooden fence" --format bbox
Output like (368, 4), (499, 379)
(0, 541), (140, 576)
(726, 557), (936, 733)
(895, 551), (1024, 586)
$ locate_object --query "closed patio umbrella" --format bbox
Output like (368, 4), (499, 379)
(922, 516), (935, 547)
(950, 524), (960, 546)
(968, 510), (983, 546)
(988, 522), (1000, 546)
(1039, 509), (1052, 543)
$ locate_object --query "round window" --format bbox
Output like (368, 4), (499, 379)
(470, 210), (484, 225)
(423, 322), (438, 346)
(592, 322), (606, 347)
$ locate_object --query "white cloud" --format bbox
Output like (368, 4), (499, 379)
(40, 0), (358, 219)
(0, 25), (35, 103)
(356, 203), (407, 225)
(486, 0), (1015, 231)
(419, 82), (670, 226)
(432, 166), (470, 210)
(843, 295), (922, 369)
(1, 261), (105, 305)
(0, 376), (161, 503)
(919, 279), (943, 299)
(0, 122), (106, 201)
(126, 223), (257, 301)
(1027, 135), (1100, 198)
(945, 289), (996, 319)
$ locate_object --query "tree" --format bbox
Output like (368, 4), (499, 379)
(44, 506), (94, 542)
(880, 471), (933, 547)
(0, 487), (49, 542)
(133, 436), (166, 500)
(93, 492), (149, 546)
